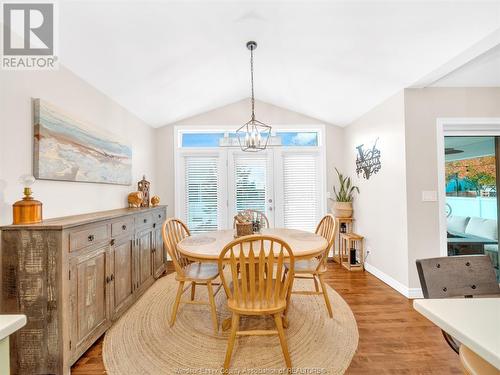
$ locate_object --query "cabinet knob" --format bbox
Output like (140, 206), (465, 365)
(143, 219), (147, 223)
(153, 223), (156, 228)
(88, 234), (95, 242)
(110, 239), (115, 246)
(106, 276), (111, 284)
(122, 224), (127, 230)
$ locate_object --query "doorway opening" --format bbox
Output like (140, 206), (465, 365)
(437, 118), (500, 281)
(444, 136), (499, 279)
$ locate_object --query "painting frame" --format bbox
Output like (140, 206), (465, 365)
(33, 98), (133, 186)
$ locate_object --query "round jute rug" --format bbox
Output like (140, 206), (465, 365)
(103, 272), (358, 375)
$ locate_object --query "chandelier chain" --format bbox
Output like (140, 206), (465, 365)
(236, 41), (271, 152)
(250, 46), (255, 120)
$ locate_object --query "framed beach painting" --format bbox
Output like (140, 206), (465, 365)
(33, 99), (132, 185)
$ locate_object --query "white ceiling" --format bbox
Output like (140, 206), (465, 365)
(58, 1), (500, 127)
(432, 44), (500, 87)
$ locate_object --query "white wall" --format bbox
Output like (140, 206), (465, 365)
(343, 92), (411, 294)
(404, 87), (500, 289)
(342, 88), (500, 297)
(155, 98), (344, 216)
(0, 67), (156, 225)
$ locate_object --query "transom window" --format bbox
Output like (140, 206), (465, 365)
(179, 131), (320, 148)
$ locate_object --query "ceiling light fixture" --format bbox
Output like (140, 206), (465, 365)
(236, 41), (271, 152)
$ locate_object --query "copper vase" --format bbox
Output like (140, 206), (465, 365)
(13, 188), (43, 224)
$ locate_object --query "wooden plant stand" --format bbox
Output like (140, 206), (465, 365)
(340, 232), (365, 271)
(332, 217), (354, 262)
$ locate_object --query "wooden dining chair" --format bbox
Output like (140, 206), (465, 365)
(285, 214), (336, 318)
(416, 255), (500, 354)
(233, 209), (270, 229)
(218, 235), (295, 370)
(162, 218), (222, 333)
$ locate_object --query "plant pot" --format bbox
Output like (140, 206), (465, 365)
(333, 202), (353, 218)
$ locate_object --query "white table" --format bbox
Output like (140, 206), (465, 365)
(413, 298), (500, 370)
(0, 315), (27, 375)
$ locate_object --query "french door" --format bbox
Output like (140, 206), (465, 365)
(178, 148), (325, 233)
(228, 150), (275, 226)
(275, 149), (323, 232)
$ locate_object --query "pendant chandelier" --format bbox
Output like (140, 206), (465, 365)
(236, 41), (271, 152)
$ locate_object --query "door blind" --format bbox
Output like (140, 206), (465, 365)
(234, 155), (267, 214)
(283, 153), (319, 231)
(185, 156), (219, 233)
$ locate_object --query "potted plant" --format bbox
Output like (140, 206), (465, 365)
(331, 168), (359, 218)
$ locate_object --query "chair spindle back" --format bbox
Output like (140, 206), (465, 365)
(162, 218), (191, 277)
(315, 214), (336, 268)
(218, 235), (294, 310)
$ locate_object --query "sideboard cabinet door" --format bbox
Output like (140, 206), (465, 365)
(109, 235), (135, 318)
(69, 245), (111, 357)
(136, 229), (153, 290)
(152, 227), (165, 278)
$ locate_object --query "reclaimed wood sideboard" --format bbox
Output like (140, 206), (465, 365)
(0, 206), (167, 375)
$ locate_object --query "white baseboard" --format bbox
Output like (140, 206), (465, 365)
(364, 263), (422, 299)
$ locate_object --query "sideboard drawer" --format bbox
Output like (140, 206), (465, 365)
(70, 224), (110, 252)
(136, 213), (153, 228)
(153, 209), (165, 223)
(111, 218), (134, 237)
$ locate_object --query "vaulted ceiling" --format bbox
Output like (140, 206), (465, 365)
(59, 1), (500, 127)
(432, 44), (500, 87)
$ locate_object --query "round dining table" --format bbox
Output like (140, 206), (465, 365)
(177, 227), (328, 262)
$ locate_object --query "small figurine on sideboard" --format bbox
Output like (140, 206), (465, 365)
(138, 175), (150, 207)
(128, 191), (144, 208)
(150, 195), (160, 207)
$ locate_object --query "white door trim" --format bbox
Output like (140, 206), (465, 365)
(436, 118), (500, 256)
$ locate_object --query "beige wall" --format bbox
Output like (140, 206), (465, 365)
(0, 67), (156, 225)
(155, 98), (344, 216)
(343, 92), (410, 291)
(404, 87), (500, 288)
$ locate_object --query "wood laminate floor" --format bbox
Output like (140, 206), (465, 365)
(71, 262), (462, 374)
